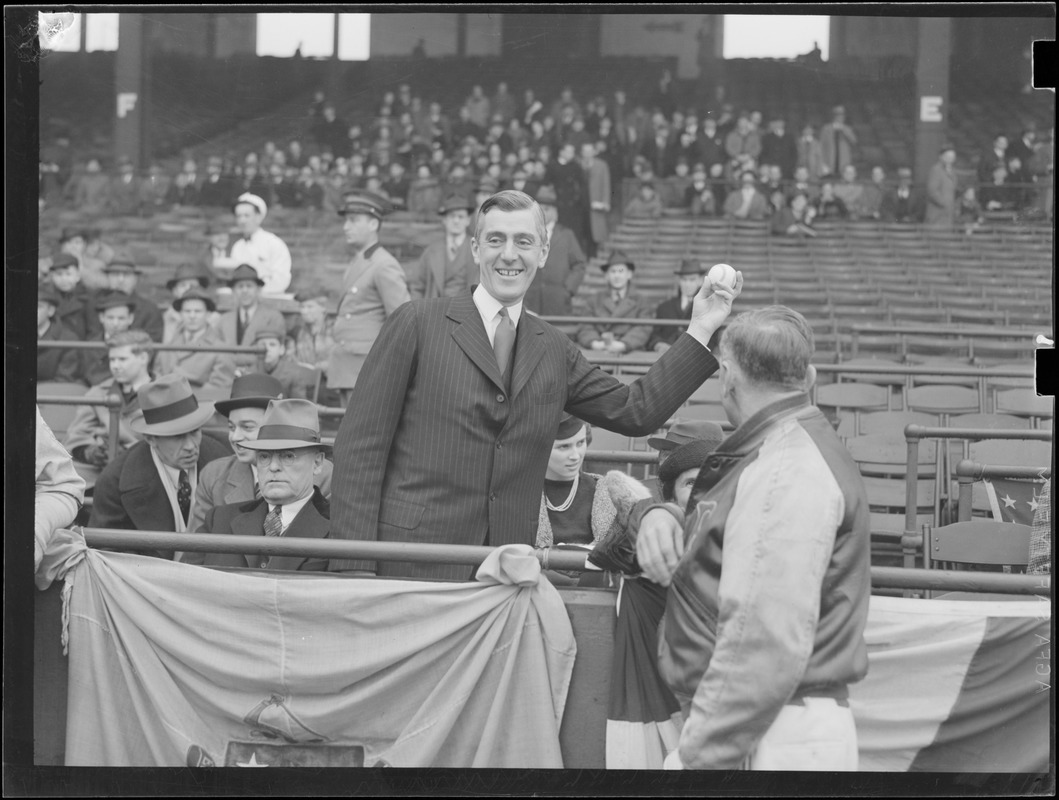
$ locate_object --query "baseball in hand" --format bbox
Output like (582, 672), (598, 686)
(708, 263), (738, 291)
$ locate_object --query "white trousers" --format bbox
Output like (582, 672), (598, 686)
(748, 698), (858, 771)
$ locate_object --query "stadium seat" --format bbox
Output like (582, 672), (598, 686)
(905, 385), (981, 418)
(923, 521), (1031, 573)
(994, 388), (1054, 423)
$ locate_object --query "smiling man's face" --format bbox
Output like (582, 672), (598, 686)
(472, 206), (548, 306)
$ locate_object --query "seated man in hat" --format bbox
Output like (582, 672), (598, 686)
(329, 189), (411, 406)
(523, 185), (586, 317)
(880, 167), (924, 223)
(624, 180), (664, 218)
(65, 330), (154, 470)
(217, 264), (287, 376)
(407, 193), (475, 299)
(89, 374), (230, 558)
(649, 259), (708, 354)
(186, 375), (333, 543)
(45, 252), (92, 339)
(47, 227), (108, 291)
(644, 419), (727, 500)
(155, 287), (236, 401)
(253, 324), (319, 400)
(213, 193), (292, 295)
(576, 251), (653, 354)
(194, 399), (332, 572)
(162, 263), (219, 343)
(37, 284), (84, 384)
(80, 291), (139, 387)
(93, 256), (164, 342)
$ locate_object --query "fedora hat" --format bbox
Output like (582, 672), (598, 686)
(601, 250), (636, 272)
(172, 286), (217, 312)
(166, 262), (211, 291)
(647, 419), (726, 452)
(252, 322), (287, 343)
(129, 374), (216, 436)
(240, 399), (330, 451)
(438, 193), (475, 215)
(228, 263), (265, 287)
(233, 192), (268, 217)
(658, 439), (717, 484)
(675, 258), (706, 276)
(214, 373), (285, 417)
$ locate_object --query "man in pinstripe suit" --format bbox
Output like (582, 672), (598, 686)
(329, 190), (742, 580)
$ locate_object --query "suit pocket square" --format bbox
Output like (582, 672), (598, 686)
(378, 496), (426, 530)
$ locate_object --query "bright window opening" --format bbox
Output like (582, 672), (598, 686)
(338, 14), (371, 60)
(85, 13), (119, 52)
(723, 15), (830, 60)
(256, 13), (336, 58)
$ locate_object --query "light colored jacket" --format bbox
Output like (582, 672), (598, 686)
(35, 407), (86, 568)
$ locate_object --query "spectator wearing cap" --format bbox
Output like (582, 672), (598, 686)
(198, 156), (235, 208)
(37, 283), (83, 384)
(926, 144), (959, 227)
(624, 180), (664, 218)
(649, 259), (708, 353)
(49, 227), (107, 292)
(92, 257), (164, 342)
(880, 166), (923, 223)
(45, 252), (92, 339)
(253, 323), (318, 400)
(89, 374), (230, 558)
(65, 330), (154, 471)
(80, 291), (138, 386)
(155, 288), (235, 401)
(582, 142), (611, 258)
(819, 105), (858, 178)
(577, 251), (653, 354)
(797, 124), (826, 182)
(194, 399), (333, 571)
(330, 190), (411, 405)
(107, 157), (142, 216)
(408, 193), (476, 300)
(213, 193), (293, 295)
(522, 185), (587, 317)
(289, 289), (337, 405)
(186, 376), (333, 543)
(648, 419), (726, 471)
(217, 264), (287, 375)
(162, 262), (219, 344)
(723, 171), (769, 220)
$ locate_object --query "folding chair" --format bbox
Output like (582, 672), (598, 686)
(923, 520), (1032, 573)
(816, 382), (891, 433)
(994, 388), (1054, 425)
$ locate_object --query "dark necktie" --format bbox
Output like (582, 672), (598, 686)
(237, 310), (248, 342)
(264, 505), (283, 537)
(493, 307), (516, 388)
(177, 470), (191, 524)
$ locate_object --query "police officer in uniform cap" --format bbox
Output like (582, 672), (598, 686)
(329, 189), (411, 406)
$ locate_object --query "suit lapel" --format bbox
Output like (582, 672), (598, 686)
(230, 499), (269, 568)
(447, 294), (506, 391)
(120, 445), (177, 532)
(226, 459), (256, 504)
(510, 313), (546, 400)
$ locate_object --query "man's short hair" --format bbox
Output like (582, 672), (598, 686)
(106, 329), (153, 354)
(720, 305), (815, 391)
(473, 189), (548, 248)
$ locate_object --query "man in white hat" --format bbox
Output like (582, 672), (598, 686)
(196, 399), (332, 571)
(213, 193), (292, 295)
(89, 374), (230, 557)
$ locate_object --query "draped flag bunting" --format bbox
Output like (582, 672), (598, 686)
(850, 595), (1052, 773)
(38, 530), (576, 768)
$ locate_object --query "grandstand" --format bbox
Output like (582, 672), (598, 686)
(14, 9), (1056, 781)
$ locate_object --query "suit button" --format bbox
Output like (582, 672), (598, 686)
(496, 393), (505, 403)
(496, 440), (502, 449)
(259, 560), (268, 569)
(490, 493), (497, 502)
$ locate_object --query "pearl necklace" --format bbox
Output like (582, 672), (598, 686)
(545, 473), (580, 513)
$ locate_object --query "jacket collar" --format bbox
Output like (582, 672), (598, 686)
(719, 392), (812, 456)
(232, 488), (330, 570)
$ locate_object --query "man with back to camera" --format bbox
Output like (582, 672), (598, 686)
(213, 193), (293, 295)
(328, 189), (741, 580)
(634, 305), (871, 771)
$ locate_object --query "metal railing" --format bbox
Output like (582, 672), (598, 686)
(38, 393), (123, 457)
(38, 340), (266, 355)
(80, 528), (1050, 596)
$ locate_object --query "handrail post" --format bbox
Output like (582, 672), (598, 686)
(955, 459), (977, 522)
(903, 424), (923, 571)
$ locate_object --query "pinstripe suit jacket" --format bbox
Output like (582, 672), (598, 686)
(329, 290), (718, 580)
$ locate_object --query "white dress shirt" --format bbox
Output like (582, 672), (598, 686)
(270, 491), (314, 533)
(473, 284), (523, 347)
(225, 229), (293, 294)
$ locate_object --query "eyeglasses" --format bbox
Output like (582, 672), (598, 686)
(254, 450), (307, 467)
